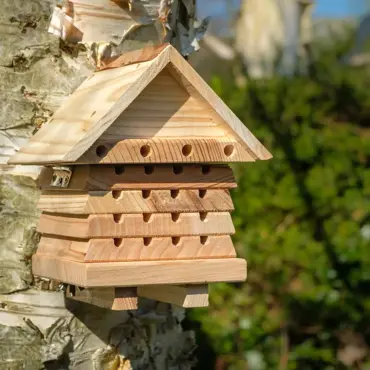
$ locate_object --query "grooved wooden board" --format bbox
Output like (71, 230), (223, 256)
(78, 137), (255, 164)
(37, 212), (235, 238)
(66, 286), (138, 310)
(100, 69), (226, 139)
(38, 189), (234, 214)
(138, 285), (209, 308)
(41, 164), (237, 191)
(37, 235), (236, 262)
(32, 255), (247, 287)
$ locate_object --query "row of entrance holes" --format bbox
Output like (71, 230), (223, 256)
(96, 143), (235, 159)
(113, 164), (213, 176)
(112, 188), (207, 200)
(113, 211), (208, 224)
(113, 235), (209, 248)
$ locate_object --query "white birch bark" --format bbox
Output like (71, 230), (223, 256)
(0, 1), (199, 368)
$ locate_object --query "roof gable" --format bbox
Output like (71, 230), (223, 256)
(9, 44), (272, 165)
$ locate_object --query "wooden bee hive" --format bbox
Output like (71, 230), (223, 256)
(9, 44), (272, 310)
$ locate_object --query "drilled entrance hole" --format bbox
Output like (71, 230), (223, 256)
(173, 165), (183, 175)
(172, 237), (180, 246)
(224, 145), (235, 157)
(182, 144), (193, 157)
(200, 236), (209, 245)
(170, 189), (180, 199)
(96, 145), (108, 158)
(114, 165), (125, 175)
(114, 238), (123, 247)
(144, 165), (154, 175)
(113, 214), (123, 223)
(140, 144), (152, 158)
(198, 189), (207, 199)
(112, 190), (122, 199)
(171, 213), (180, 222)
(143, 237), (152, 246)
(202, 165), (211, 174)
(143, 213), (152, 223)
(142, 190), (151, 199)
(199, 212), (208, 221)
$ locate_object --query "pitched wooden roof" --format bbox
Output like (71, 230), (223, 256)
(9, 44), (272, 165)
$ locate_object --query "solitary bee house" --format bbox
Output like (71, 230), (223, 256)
(9, 44), (272, 310)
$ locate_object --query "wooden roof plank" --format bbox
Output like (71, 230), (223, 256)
(9, 44), (272, 165)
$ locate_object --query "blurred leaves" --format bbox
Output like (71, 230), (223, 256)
(189, 36), (370, 369)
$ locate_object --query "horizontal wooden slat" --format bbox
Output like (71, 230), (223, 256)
(38, 189), (234, 214)
(37, 212), (235, 238)
(32, 255), (247, 287)
(66, 286), (138, 310)
(78, 138), (255, 164)
(38, 235), (236, 262)
(41, 164), (237, 191)
(138, 285), (209, 308)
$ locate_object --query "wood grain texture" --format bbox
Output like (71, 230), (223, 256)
(99, 69), (225, 139)
(66, 286), (138, 310)
(138, 285), (209, 307)
(9, 57), (155, 165)
(166, 47), (273, 161)
(99, 44), (170, 71)
(37, 212), (235, 238)
(79, 138), (255, 164)
(32, 255), (248, 287)
(9, 44), (271, 165)
(41, 164), (237, 191)
(38, 189), (234, 214)
(37, 235), (236, 262)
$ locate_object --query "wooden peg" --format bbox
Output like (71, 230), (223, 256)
(66, 285), (138, 310)
(138, 284), (209, 308)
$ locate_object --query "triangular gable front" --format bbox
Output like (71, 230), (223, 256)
(100, 68), (226, 140)
(9, 44), (272, 165)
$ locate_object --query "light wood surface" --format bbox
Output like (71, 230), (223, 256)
(41, 164), (237, 191)
(99, 69), (225, 139)
(38, 188), (234, 214)
(37, 212), (235, 238)
(138, 284), (209, 308)
(79, 137), (255, 164)
(166, 47), (273, 161)
(32, 255), (247, 287)
(9, 44), (271, 165)
(37, 235), (236, 262)
(99, 44), (169, 71)
(66, 285), (138, 310)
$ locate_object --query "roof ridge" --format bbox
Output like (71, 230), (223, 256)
(97, 43), (171, 72)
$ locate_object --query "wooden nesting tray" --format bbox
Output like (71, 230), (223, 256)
(37, 235), (237, 262)
(79, 138), (256, 164)
(41, 164), (237, 191)
(37, 212), (235, 238)
(38, 188), (234, 214)
(32, 254), (247, 288)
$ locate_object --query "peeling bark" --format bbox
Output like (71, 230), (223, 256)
(0, 1), (199, 368)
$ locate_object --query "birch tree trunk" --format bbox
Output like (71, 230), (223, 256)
(0, 1), (200, 368)
(235, 0), (314, 78)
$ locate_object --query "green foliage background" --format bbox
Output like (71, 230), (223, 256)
(188, 39), (370, 369)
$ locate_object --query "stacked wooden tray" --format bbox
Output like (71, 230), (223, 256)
(33, 164), (246, 308)
(9, 44), (272, 309)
